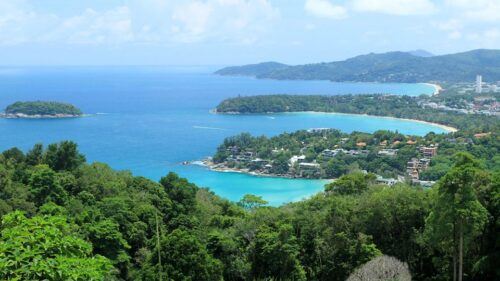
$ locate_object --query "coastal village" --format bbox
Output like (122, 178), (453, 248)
(201, 129), (460, 187)
(419, 76), (499, 116)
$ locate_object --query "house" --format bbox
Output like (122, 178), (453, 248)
(356, 142), (367, 148)
(298, 162), (321, 177)
(419, 158), (430, 170)
(474, 132), (491, 138)
(406, 158), (431, 181)
(226, 146), (240, 155)
(321, 149), (346, 158)
(408, 169), (419, 181)
(250, 158), (269, 168)
(416, 180), (436, 187)
(378, 149), (398, 157)
(419, 146), (438, 158)
(290, 155), (306, 165)
(375, 175), (399, 186)
(263, 164), (273, 173)
(346, 150), (369, 156)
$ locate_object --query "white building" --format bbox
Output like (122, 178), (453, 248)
(476, 75), (482, 93)
(290, 155), (306, 165)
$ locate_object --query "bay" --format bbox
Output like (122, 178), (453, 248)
(0, 66), (446, 205)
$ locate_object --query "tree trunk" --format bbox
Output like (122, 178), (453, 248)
(458, 222), (463, 281)
(453, 252), (457, 281)
(454, 222), (457, 281)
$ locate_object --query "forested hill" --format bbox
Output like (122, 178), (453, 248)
(0, 139), (498, 280)
(215, 49), (500, 82)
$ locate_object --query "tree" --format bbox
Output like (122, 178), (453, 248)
(325, 172), (376, 195)
(145, 229), (223, 281)
(238, 194), (268, 210)
(43, 141), (86, 171)
(29, 164), (67, 206)
(84, 219), (131, 276)
(26, 143), (44, 166)
(358, 185), (430, 272)
(0, 211), (112, 280)
(251, 224), (306, 281)
(425, 153), (489, 281)
(2, 147), (25, 166)
(160, 172), (198, 217)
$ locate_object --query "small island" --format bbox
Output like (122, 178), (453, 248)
(1, 101), (83, 118)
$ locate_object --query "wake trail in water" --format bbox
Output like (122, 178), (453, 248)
(192, 125), (227, 130)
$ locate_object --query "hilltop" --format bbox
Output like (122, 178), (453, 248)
(215, 49), (500, 83)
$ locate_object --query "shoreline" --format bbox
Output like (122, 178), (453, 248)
(194, 159), (333, 181)
(422, 83), (442, 96)
(213, 110), (458, 133)
(290, 111), (458, 133)
(0, 113), (86, 119)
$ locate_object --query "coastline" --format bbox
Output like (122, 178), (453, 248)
(194, 159), (334, 181)
(0, 113), (84, 119)
(213, 110), (458, 133)
(289, 111), (458, 133)
(422, 83), (442, 96)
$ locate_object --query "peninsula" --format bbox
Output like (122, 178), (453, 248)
(215, 94), (499, 132)
(1, 101), (83, 118)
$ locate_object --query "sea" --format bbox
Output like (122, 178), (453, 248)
(0, 66), (447, 205)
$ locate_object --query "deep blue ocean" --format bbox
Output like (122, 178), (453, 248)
(0, 66), (446, 205)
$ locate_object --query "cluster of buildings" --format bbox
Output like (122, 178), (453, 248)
(475, 75), (499, 94)
(406, 145), (438, 186)
(218, 140), (441, 187)
(420, 97), (499, 116)
(421, 76), (499, 116)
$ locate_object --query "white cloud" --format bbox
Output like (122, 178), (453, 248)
(49, 7), (133, 45)
(305, 0), (347, 19)
(445, 0), (500, 22)
(141, 0), (280, 44)
(171, 2), (213, 42)
(0, 0), (279, 46)
(351, 0), (436, 16)
(0, 0), (55, 45)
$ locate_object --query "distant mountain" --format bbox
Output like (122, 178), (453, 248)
(215, 62), (289, 77)
(215, 49), (500, 83)
(407, 49), (434, 57)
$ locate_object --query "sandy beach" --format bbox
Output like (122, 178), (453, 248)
(282, 111), (458, 133)
(423, 83), (443, 96)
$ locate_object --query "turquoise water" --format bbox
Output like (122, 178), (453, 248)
(0, 66), (445, 205)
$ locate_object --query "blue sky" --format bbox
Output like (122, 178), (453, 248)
(0, 0), (498, 65)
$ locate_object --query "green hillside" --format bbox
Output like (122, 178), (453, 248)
(216, 49), (500, 82)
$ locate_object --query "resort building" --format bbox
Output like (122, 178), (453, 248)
(290, 155), (306, 165)
(419, 146), (438, 158)
(298, 162), (321, 178)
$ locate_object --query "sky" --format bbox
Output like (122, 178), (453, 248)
(0, 0), (499, 66)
